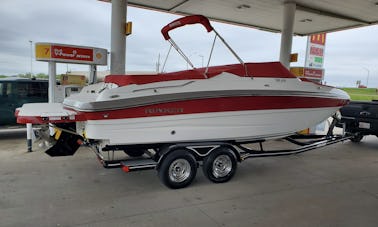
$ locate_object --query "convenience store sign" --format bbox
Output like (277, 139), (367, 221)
(35, 42), (107, 65)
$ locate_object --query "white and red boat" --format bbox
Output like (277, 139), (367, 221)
(17, 15), (349, 153)
(17, 16), (349, 153)
(18, 61), (349, 144)
(16, 15), (351, 188)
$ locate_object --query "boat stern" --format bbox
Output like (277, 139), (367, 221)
(16, 103), (85, 157)
(16, 103), (83, 124)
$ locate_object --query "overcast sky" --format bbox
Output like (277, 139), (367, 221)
(0, 0), (377, 87)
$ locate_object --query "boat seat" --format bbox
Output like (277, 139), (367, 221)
(104, 62), (296, 87)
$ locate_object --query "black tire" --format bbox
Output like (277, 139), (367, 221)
(202, 146), (237, 183)
(158, 149), (197, 189)
(123, 148), (145, 157)
(350, 134), (364, 143)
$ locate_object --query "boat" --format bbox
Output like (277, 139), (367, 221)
(16, 15), (350, 153)
(15, 15), (351, 188)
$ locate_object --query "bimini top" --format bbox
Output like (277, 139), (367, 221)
(104, 62), (296, 87)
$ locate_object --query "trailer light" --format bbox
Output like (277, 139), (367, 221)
(122, 165), (130, 172)
(14, 108), (20, 117)
(76, 139), (83, 145)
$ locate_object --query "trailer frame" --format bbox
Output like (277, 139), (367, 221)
(87, 117), (354, 188)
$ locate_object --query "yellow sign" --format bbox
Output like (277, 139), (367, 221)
(60, 74), (86, 86)
(290, 53), (298, 62)
(125, 21), (132, 36)
(35, 44), (52, 59)
(290, 67), (304, 77)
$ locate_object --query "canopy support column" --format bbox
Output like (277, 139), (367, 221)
(279, 2), (296, 69)
(48, 61), (56, 103)
(110, 0), (127, 75)
(89, 65), (97, 84)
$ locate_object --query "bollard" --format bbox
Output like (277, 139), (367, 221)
(26, 123), (33, 152)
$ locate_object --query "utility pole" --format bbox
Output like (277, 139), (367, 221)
(29, 40), (33, 77)
(362, 67), (370, 88)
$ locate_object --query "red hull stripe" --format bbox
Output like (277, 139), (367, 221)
(17, 96), (348, 124)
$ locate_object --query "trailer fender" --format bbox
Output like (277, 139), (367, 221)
(156, 145), (198, 170)
(156, 143), (241, 170)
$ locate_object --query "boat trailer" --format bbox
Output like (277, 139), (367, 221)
(87, 118), (352, 188)
(94, 133), (352, 169)
(43, 117), (353, 189)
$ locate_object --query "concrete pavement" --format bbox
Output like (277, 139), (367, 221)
(0, 132), (378, 227)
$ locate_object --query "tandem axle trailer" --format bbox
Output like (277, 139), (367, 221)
(38, 116), (353, 189)
(87, 118), (352, 189)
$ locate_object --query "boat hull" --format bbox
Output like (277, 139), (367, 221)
(83, 106), (341, 145)
(16, 72), (350, 147)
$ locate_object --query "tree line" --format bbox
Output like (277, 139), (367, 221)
(0, 73), (62, 79)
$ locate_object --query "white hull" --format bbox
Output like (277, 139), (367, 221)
(83, 107), (339, 145)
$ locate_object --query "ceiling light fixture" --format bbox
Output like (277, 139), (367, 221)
(299, 18), (313, 23)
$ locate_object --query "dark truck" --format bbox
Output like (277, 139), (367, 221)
(0, 78), (48, 126)
(339, 100), (378, 142)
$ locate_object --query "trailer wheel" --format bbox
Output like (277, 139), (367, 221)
(350, 134), (364, 143)
(158, 149), (197, 189)
(202, 146), (237, 183)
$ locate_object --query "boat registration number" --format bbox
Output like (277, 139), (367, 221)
(359, 122), (370, 129)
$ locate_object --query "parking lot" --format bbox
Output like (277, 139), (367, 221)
(1, 129), (378, 227)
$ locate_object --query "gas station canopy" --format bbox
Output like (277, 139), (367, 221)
(101, 0), (378, 74)
(126, 0), (378, 35)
